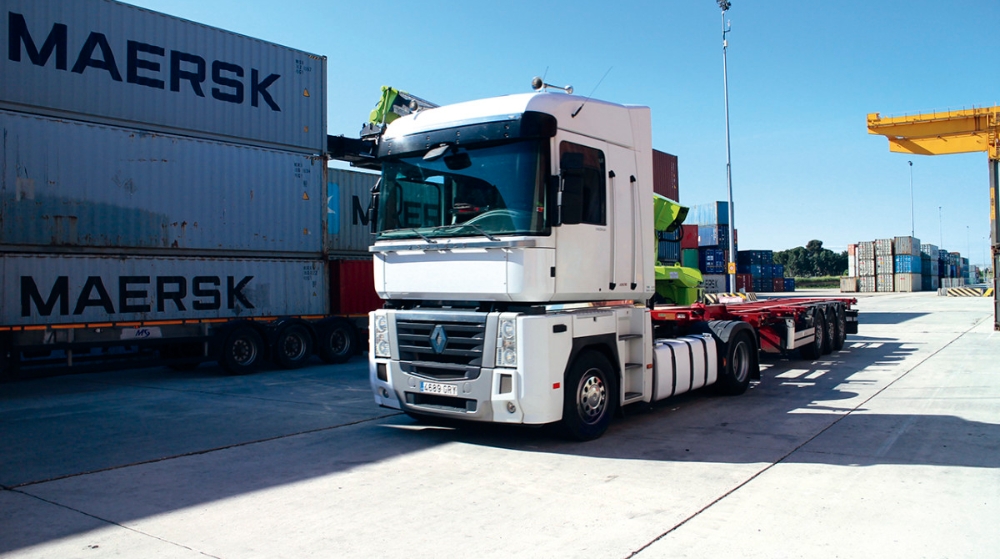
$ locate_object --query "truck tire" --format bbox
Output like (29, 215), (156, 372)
(561, 350), (617, 441)
(800, 307), (825, 360)
(318, 319), (357, 364)
(832, 303), (847, 352)
(273, 324), (313, 369)
(219, 326), (264, 375)
(820, 307), (836, 355)
(716, 329), (754, 395)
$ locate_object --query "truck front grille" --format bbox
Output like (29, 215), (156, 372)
(396, 318), (486, 369)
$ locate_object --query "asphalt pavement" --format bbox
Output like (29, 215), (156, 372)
(1, 291), (997, 558)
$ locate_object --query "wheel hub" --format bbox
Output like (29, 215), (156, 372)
(579, 373), (606, 421)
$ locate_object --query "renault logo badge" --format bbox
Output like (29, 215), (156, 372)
(429, 325), (448, 354)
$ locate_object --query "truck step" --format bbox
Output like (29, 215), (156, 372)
(618, 334), (643, 341)
(624, 362), (642, 369)
(624, 391), (643, 401)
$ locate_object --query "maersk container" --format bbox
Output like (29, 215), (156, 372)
(1, 0), (326, 153)
(327, 167), (379, 256)
(0, 109), (324, 254)
(701, 274), (729, 294)
(2, 253), (327, 326)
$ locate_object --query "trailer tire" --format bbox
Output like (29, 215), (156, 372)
(273, 324), (313, 369)
(821, 307), (836, 355)
(219, 326), (265, 375)
(716, 329), (754, 395)
(832, 303), (847, 352)
(800, 307), (825, 360)
(561, 350), (617, 441)
(319, 319), (357, 364)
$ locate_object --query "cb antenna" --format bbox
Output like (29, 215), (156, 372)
(531, 77), (573, 95)
(571, 66), (612, 118)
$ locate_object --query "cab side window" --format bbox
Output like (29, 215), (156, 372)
(559, 142), (606, 226)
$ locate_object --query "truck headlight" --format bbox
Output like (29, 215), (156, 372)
(374, 313), (390, 358)
(496, 316), (517, 368)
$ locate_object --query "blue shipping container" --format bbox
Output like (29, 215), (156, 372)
(784, 278), (795, 291)
(658, 240), (680, 263)
(699, 248), (727, 274)
(698, 225), (729, 247)
(894, 255), (920, 274)
(691, 201), (731, 225)
(773, 264), (785, 278)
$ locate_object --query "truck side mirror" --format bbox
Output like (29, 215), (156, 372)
(560, 153), (585, 225)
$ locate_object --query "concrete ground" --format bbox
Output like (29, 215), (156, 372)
(1, 291), (997, 558)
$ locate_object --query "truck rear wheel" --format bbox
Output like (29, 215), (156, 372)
(220, 326), (264, 375)
(273, 324), (313, 369)
(716, 329), (754, 395)
(821, 307), (836, 355)
(800, 307), (825, 360)
(832, 303), (847, 352)
(561, 350), (617, 441)
(318, 319), (357, 364)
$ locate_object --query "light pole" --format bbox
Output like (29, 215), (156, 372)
(908, 161), (914, 237)
(719, 0), (736, 290)
(939, 206), (943, 248)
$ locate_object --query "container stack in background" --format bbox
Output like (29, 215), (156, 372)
(842, 236), (969, 292)
(688, 201), (737, 293)
(653, 150), (682, 267)
(735, 250), (793, 293)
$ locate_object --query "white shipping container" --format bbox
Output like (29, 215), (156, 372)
(858, 258), (876, 277)
(701, 274), (729, 294)
(877, 273), (894, 292)
(894, 236), (920, 256)
(1, 0), (326, 153)
(327, 168), (379, 255)
(2, 253), (327, 326)
(859, 276), (876, 292)
(0, 109), (325, 254)
(840, 277), (858, 292)
(848, 249), (857, 278)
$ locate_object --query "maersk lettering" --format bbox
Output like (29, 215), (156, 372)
(20, 275), (255, 317)
(8, 12), (281, 111)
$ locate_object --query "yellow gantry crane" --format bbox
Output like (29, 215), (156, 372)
(867, 107), (1000, 330)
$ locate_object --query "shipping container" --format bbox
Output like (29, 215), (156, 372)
(737, 250), (773, 266)
(921, 275), (939, 291)
(858, 258), (876, 277)
(858, 241), (875, 260)
(680, 224), (699, 249)
(657, 240), (680, 263)
(876, 254), (894, 274)
(698, 224), (729, 247)
(784, 278), (795, 292)
(877, 273), (894, 292)
(840, 277), (858, 292)
(681, 248), (699, 269)
(699, 248), (726, 274)
(920, 243), (939, 258)
(701, 274), (729, 294)
(652, 149), (679, 202)
(875, 238), (894, 255)
(735, 273), (752, 292)
(690, 201), (730, 225)
(773, 264), (785, 278)
(894, 255), (920, 274)
(771, 277), (785, 292)
(894, 236), (921, 257)
(2, 253), (327, 326)
(752, 278), (769, 293)
(859, 276), (876, 293)
(330, 258), (382, 315)
(1, 0), (327, 153)
(0, 109), (325, 254)
(847, 244), (858, 278)
(327, 167), (379, 255)
(894, 273), (922, 293)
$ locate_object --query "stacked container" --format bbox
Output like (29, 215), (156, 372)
(856, 241), (876, 292)
(690, 201), (735, 292)
(892, 236), (921, 292)
(736, 250), (790, 293)
(920, 244), (940, 291)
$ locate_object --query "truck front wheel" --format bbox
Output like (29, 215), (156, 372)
(561, 350), (617, 441)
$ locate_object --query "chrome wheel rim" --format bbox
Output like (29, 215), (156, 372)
(577, 371), (607, 424)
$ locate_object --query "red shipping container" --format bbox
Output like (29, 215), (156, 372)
(681, 224), (699, 249)
(652, 149), (679, 202)
(735, 273), (752, 291)
(330, 259), (383, 315)
(772, 277), (785, 292)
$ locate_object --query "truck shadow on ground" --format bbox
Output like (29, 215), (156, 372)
(2, 335), (997, 554)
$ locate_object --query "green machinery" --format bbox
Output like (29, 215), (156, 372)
(652, 194), (704, 306)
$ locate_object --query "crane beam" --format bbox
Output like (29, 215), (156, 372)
(867, 107), (1000, 158)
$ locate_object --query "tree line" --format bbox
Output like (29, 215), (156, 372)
(773, 240), (848, 278)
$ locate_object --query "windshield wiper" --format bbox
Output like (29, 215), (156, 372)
(462, 223), (500, 241)
(409, 229), (436, 243)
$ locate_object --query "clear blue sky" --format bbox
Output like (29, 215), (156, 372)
(124, 0), (999, 266)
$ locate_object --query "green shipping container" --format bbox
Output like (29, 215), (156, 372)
(681, 248), (700, 269)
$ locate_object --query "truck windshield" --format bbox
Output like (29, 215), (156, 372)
(376, 139), (548, 239)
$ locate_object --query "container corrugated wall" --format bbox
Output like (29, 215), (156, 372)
(3, 253), (327, 326)
(651, 149), (679, 202)
(894, 273), (921, 292)
(330, 258), (382, 315)
(0, 109), (324, 254)
(2, 0), (326, 153)
(327, 168), (379, 256)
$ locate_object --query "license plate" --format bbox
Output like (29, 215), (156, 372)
(420, 381), (457, 396)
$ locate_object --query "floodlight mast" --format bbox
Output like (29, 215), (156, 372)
(719, 0), (736, 290)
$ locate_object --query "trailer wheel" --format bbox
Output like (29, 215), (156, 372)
(273, 324), (313, 369)
(219, 326), (264, 375)
(832, 303), (847, 352)
(561, 350), (617, 441)
(800, 307), (825, 360)
(821, 307), (836, 355)
(716, 329), (754, 395)
(319, 319), (357, 364)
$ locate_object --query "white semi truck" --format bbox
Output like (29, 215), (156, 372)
(360, 87), (857, 440)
